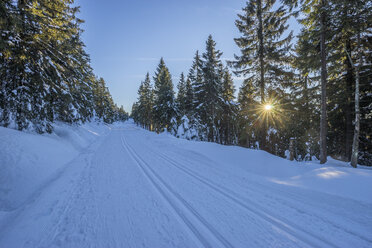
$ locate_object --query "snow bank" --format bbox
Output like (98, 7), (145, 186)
(0, 122), (112, 211)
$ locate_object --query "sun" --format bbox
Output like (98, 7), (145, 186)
(264, 104), (273, 111)
(249, 95), (289, 128)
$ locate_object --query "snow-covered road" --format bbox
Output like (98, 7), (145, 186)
(0, 122), (371, 247)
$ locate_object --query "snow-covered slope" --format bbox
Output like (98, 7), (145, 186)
(0, 120), (371, 247)
(0, 122), (111, 211)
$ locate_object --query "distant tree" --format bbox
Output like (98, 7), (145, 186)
(220, 68), (238, 145)
(153, 58), (176, 132)
(184, 76), (194, 117)
(188, 51), (204, 117)
(201, 35), (224, 142)
(135, 73), (154, 130)
(176, 72), (187, 117)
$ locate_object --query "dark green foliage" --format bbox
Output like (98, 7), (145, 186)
(184, 77), (194, 117)
(188, 50), (204, 114)
(290, 0), (372, 164)
(200, 35), (224, 142)
(237, 79), (258, 148)
(131, 0), (372, 166)
(133, 73), (154, 130)
(231, 0), (293, 151)
(0, 0), (125, 133)
(132, 36), (239, 144)
(176, 72), (187, 117)
(231, 0), (292, 102)
(152, 58), (176, 132)
(219, 68), (238, 145)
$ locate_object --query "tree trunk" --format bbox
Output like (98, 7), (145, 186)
(257, 0), (265, 103)
(289, 138), (295, 161)
(319, 0), (328, 164)
(257, 0), (267, 150)
(344, 41), (354, 162)
(350, 30), (361, 168)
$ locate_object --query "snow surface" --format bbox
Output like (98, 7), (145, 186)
(0, 120), (371, 247)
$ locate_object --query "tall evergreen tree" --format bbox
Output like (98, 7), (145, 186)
(220, 68), (238, 145)
(176, 72), (187, 117)
(0, 0), (121, 132)
(201, 35), (224, 142)
(136, 73), (154, 130)
(288, 30), (320, 160)
(184, 76), (194, 117)
(188, 50), (204, 115)
(231, 0), (292, 150)
(237, 79), (259, 148)
(92, 77), (117, 123)
(153, 58), (176, 132)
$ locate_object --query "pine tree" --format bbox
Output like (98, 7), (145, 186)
(333, 0), (372, 167)
(92, 77), (116, 123)
(184, 76), (194, 117)
(220, 68), (238, 145)
(237, 79), (259, 148)
(153, 58), (176, 132)
(136, 73), (154, 130)
(0, 0), (116, 132)
(201, 35), (224, 142)
(176, 72), (187, 117)
(231, 0), (292, 150)
(289, 30), (320, 160)
(185, 50), (205, 137)
(188, 50), (204, 116)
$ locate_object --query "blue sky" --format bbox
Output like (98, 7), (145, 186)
(75, 0), (299, 113)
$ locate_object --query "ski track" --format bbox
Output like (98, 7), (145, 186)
(121, 134), (233, 248)
(148, 149), (332, 247)
(123, 132), (327, 247)
(143, 142), (372, 247)
(0, 122), (371, 248)
(122, 127), (372, 248)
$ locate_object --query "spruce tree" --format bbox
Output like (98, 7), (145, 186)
(237, 79), (259, 148)
(188, 50), (204, 117)
(176, 73), (187, 117)
(201, 35), (224, 142)
(220, 68), (238, 145)
(289, 30), (320, 160)
(136, 73), (154, 130)
(184, 77), (194, 117)
(153, 58), (176, 132)
(0, 0), (116, 132)
(231, 0), (292, 150)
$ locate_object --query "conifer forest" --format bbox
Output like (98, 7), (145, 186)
(1, 1), (372, 247)
(0, 0), (128, 134)
(131, 0), (372, 166)
(1, 0), (371, 166)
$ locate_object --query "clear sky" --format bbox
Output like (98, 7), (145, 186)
(75, 0), (299, 113)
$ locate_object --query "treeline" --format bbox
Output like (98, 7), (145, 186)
(132, 0), (372, 166)
(132, 36), (238, 145)
(0, 0), (128, 133)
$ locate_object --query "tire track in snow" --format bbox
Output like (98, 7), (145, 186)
(120, 134), (233, 248)
(150, 149), (339, 248)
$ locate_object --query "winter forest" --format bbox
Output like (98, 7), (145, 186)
(131, 0), (372, 167)
(1, 0), (371, 166)
(0, 0), (129, 134)
(1, 0), (372, 247)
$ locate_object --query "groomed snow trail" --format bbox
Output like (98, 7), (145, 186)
(0, 122), (371, 248)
